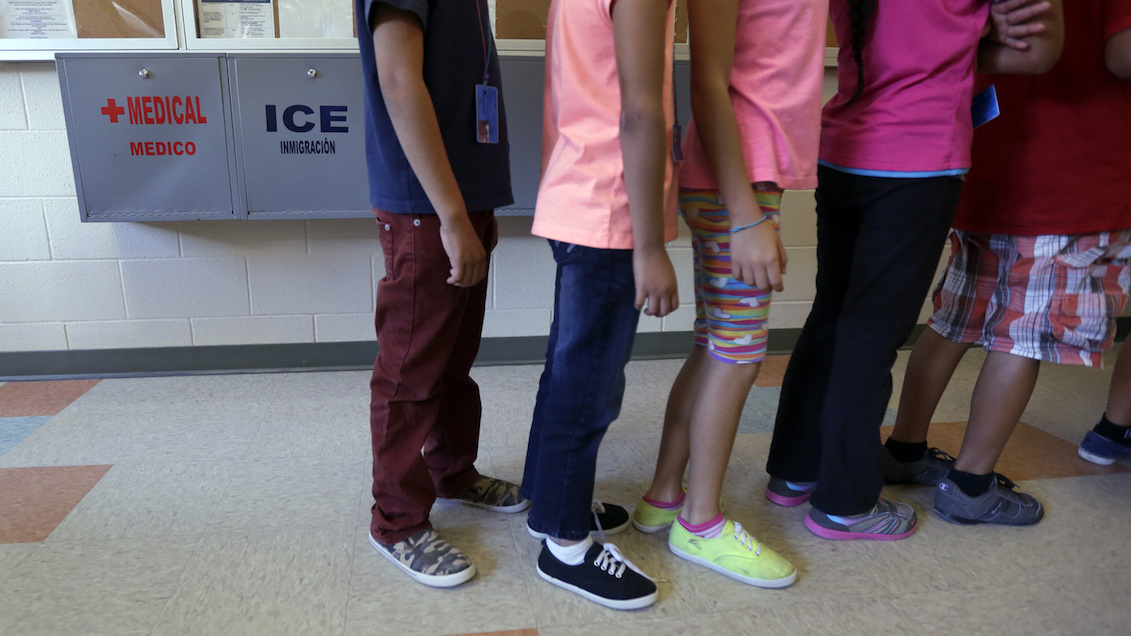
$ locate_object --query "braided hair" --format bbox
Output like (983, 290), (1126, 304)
(846, 0), (876, 104)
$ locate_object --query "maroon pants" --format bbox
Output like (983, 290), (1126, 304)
(369, 208), (497, 544)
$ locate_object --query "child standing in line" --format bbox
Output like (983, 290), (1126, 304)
(764, 0), (1062, 540)
(359, 0), (530, 588)
(631, 0), (828, 588)
(520, 0), (681, 611)
(886, 0), (1130, 524)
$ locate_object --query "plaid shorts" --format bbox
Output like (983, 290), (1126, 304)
(681, 185), (783, 365)
(929, 229), (1131, 367)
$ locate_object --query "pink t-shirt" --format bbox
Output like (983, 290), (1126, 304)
(531, 0), (679, 250)
(680, 0), (828, 191)
(820, 0), (990, 173)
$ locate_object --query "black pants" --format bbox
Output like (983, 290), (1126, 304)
(766, 166), (963, 516)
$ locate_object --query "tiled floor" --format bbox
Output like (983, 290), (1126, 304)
(0, 346), (1128, 635)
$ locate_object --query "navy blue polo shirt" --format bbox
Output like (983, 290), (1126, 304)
(357, 0), (513, 214)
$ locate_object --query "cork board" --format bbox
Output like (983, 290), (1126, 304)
(496, 0), (689, 43)
(74, 0), (165, 38)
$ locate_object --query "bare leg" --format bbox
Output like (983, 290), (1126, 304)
(1105, 343), (1131, 425)
(890, 328), (972, 444)
(682, 355), (760, 524)
(953, 351), (1041, 474)
(643, 346), (708, 504)
(644, 346), (761, 524)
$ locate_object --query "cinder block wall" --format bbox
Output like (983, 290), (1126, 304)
(1, 63), (940, 354)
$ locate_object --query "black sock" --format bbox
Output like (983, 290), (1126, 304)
(885, 438), (928, 463)
(1095, 414), (1131, 446)
(947, 468), (995, 498)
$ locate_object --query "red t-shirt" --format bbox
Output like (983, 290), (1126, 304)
(954, 0), (1131, 235)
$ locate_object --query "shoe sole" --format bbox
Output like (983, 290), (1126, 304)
(536, 563), (657, 610)
(933, 504), (1044, 526)
(631, 517), (674, 534)
(439, 497), (532, 514)
(1077, 446), (1118, 466)
(803, 514), (917, 541)
(668, 539), (796, 589)
(528, 520), (630, 540)
(764, 486), (812, 507)
(369, 533), (476, 588)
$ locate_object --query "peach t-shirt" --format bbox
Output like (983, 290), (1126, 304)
(680, 0), (828, 191)
(531, 0), (679, 250)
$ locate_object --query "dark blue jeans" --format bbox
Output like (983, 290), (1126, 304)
(521, 240), (640, 540)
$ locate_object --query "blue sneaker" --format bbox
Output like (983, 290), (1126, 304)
(1078, 427), (1131, 466)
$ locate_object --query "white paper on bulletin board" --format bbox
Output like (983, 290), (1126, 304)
(277, 0), (351, 39)
(0, 0), (78, 39)
(198, 0), (275, 38)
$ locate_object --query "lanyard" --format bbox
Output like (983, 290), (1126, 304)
(474, 0), (492, 84)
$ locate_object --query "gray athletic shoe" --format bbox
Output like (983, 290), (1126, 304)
(805, 498), (918, 541)
(881, 446), (955, 486)
(371, 528), (476, 587)
(934, 474), (1044, 526)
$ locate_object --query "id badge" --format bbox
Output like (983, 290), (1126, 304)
(971, 85), (1000, 129)
(671, 123), (684, 162)
(476, 84), (499, 144)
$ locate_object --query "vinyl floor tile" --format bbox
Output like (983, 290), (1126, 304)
(151, 529), (354, 636)
(242, 399), (370, 461)
(0, 465), (112, 543)
(753, 354), (791, 388)
(722, 596), (911, 636)
(0, 379), (100, 417)
(206, 456), (365, 538)
(0, 542), (39, 577)
(0, 402), (263, 467)
(45, 460), (237, 542)
(0, 415), (51, 456)
(539, 612), (735, 636)
(0, 536), (198, 636)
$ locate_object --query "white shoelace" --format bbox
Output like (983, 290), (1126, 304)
(731, 522), (762, 556)
(593, 542), (654, 582)
(590, 500), (607, 540)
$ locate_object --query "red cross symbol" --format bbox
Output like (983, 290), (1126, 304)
(101, 98), (125, 123)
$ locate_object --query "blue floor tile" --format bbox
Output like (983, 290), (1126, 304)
(0, 416), (52, 456)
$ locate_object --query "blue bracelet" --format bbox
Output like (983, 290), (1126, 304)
(729, 215), (769, 234)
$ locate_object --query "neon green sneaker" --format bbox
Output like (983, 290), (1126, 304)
(632, 496), (682, 534)
(668, 518), (796, 588)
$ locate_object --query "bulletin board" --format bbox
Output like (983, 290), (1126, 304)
(181, 0), (358, 51)
(0, 0), (178, 60)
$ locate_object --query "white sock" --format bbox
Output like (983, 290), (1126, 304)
(546, 536), (593, 566)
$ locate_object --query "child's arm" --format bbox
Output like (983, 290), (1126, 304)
(687, 0), (786, 292)
(978, 0), (1064, 74)
(1107, 28), (1131, 79)
(370, 4), (487, 288)
(611, 0), (679, 317)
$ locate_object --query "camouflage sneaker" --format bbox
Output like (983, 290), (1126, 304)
(881, 446), (956, 486)
(370, 529), (476, 588)
(443, 475), (530, 513)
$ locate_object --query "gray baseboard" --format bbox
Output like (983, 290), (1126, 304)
(2, 318), (1128, 381)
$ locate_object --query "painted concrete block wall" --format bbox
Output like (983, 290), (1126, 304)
(0, 62), (949, 355)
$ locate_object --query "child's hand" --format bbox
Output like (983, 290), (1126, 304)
(730, 219), (787, 292)
(633, 246), (679, 317)
(439, 219), (488, 287)
(985, 0), (1052, 50)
